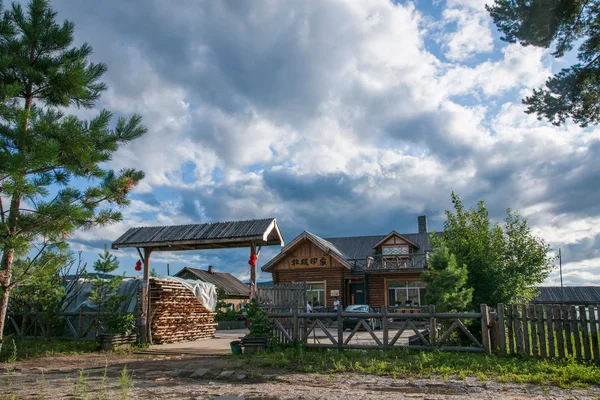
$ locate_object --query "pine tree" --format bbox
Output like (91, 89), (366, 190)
(487, 1), (600, 126)
(420, 245), (473, 313)
(0, 0), (146, 350)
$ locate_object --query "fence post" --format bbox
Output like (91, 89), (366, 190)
(428, 305), (436, 346)
(337, 306), (343, 350)
(292, 306), (299, 342)
(481, 304), (492, 355)
(382, 306), (389, 349)
(497, 304), (506, 355)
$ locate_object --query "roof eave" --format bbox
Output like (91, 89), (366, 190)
(112, 235), (273, 250)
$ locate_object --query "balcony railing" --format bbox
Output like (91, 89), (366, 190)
(348, 253), (429, 270)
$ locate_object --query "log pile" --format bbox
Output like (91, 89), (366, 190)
(150, 278), (216, 344)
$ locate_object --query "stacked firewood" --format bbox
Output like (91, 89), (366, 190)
(149, 278), (216, 344)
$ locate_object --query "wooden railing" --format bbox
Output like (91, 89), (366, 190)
(348, 254), (428, 270)
(268, 304), (493, 353)
(5, 311), (138, 340)
(496, 304), (600, 362)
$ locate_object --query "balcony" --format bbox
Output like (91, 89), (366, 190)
(348, 253), (428, 270)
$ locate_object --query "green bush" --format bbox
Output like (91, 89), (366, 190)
(103, 313), (136, 335)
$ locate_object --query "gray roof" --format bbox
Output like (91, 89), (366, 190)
(175, 267), (249, 297)
(532, 286), (600, 305)
(324, 232), (434, 260)
(112, 218), (284, 251)
(261, 230), (434, 272)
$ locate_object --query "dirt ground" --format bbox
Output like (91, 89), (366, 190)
(2, 352), (600, 400)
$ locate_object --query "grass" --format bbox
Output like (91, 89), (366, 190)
(0, 337), (101, 362)
(235, 345), (600, 388)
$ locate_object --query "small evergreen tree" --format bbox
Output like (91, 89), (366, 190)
(88, 247), (133, 335)
(88, 247), (123, 313)
(421, 245), (473, 313)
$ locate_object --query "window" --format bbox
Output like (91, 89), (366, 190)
(382, 245), (409, 256)
(387, 280), (426, 307)
(307, 283), (325, 307)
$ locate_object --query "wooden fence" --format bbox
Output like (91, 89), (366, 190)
(256, 283), (307, 313)
(5, 311), (134, 340)
(496, 304), (600, 362)
(268, 304), (493, 353)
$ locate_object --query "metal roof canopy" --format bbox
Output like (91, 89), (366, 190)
(110, 217), (284, 344)
(111, 218), (284, 251)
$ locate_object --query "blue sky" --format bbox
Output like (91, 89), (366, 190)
(25, 0), (600, 285)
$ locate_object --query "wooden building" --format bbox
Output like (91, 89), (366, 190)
(262, 216), (434, 310)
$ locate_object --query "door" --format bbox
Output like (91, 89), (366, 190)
(349, 283), (365, 305)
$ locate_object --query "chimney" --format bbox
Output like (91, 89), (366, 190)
(418, 216), (428, 234)
(208, 265), (214, 274)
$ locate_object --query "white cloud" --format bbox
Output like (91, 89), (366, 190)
(441, 0), (494, 62)
(38, 0), (600, 285)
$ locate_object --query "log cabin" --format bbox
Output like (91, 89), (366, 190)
(261, 216), (434, 310)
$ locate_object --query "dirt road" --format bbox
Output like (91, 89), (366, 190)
(1, 353), (599, 399)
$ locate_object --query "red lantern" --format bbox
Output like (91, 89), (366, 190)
(135, 260), (142, 271)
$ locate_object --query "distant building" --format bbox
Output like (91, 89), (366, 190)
(532, 286), (600, 305)
(175, 266), (249, 309)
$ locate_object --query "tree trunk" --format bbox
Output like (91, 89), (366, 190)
(0, 247), (15, 353)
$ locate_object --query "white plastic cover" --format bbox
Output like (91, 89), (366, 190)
(156, 276), (218, 311)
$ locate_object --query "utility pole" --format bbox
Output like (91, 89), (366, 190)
(167, 263), (170, 276)
(559, 248), (564, 303)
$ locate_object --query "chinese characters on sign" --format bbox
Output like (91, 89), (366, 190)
(289, 255), (330, 268)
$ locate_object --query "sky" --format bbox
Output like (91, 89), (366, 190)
(25, 0), (600, 285)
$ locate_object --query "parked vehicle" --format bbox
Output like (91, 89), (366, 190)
(342, 305), (382, 331)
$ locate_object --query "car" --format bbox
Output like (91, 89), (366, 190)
(342, 305), (382, 331)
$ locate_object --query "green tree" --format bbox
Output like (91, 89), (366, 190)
(487, 0), (600, 126)
(88, 247), (134, 336)
(0, 0), (146, 350)
(439, 193), (554, 307)
(88, 247), (123, 313)
(420, 245), (473, 312)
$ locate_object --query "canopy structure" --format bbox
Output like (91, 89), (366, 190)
(111, 218), (284, 343)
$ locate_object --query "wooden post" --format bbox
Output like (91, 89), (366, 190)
(337, 306), (343, 350)
(140, 247), (152, 345)
(497, 304), (506, 355)
(480, 304), (492, 355)
(589, 306), (599, 364)
(522, 304), (530, 357)
(249, 243), (260, 299)
(382, 306), (389, 349)
(555, 305), (565, 359)
(580, 305), (591, 361)
(530, 304), (538, 357)
(507, 304), (514, 355)
(546, 305), (555, 358)
(564, 305), (572, 357)
(514, 305), (523, 355)
(572, 306), (582, 359)
(537, 304), (547, 359)
(292, 306), (299, 342)
(428, 305), (436, 347)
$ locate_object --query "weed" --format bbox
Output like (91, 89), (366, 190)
(118, 365), (134, 400)
(39, 369), (47, 400)
(97, 358), (109, 400)
(69, 370), (89, 400)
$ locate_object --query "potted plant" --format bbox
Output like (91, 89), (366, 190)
(100, 312), (137, 350)
(405, 299), (412, 308)
(240, 299), (273, 354)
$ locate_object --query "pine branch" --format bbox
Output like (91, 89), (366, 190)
(559, 52), (600, 97)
